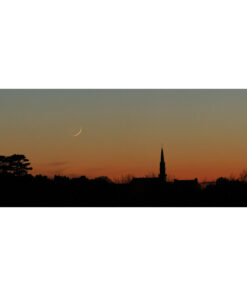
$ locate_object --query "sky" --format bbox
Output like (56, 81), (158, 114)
(0, 89), (247, 181)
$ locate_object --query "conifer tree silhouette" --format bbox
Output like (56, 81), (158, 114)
(0, 154), (32, 176)
(0, 155), (10, 175)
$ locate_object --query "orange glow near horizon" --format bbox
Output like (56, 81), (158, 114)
(1, 90), (247, 182)
(30, 150), (245, 182)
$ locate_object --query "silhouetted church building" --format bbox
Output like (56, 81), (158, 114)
(130, 148), (168, 193)
(130, 148), (199, 194)
(131, 148), (167, 183)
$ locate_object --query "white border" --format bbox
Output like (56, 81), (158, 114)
(1, 208), (247, 296)
(0, 0), (246, 88)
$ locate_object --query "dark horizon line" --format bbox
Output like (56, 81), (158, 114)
(4, 172), (243, 185)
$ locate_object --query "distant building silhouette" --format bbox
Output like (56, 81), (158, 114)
(129, 147), (201, 195)
(159, 148), (167, 182)
(130, 148), (167, 193)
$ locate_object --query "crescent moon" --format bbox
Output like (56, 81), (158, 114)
(73, 128), (83, 137)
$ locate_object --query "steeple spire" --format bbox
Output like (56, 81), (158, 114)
(159, 147), (167, 182)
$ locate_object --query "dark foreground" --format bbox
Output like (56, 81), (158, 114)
(1, 175), (247, 207)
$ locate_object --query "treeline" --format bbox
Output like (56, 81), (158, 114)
(1, 154), (247, 207)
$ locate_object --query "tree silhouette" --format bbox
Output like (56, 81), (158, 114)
(117, 174), (134, 184)
(240, 170), (247, 183)
(0, 154), (32, 176)
(0, 155), (10, 175)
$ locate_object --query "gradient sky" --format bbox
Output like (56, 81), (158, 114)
(0, 90), (247, 181)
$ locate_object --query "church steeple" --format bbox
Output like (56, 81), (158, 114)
(159, 148), (167, 182)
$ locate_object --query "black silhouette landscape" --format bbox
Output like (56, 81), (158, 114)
(1, 151), (247, 207)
